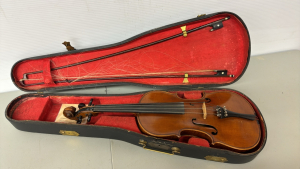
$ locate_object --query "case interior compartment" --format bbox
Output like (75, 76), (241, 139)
(7, 89), (266, 154)
(12, 13), (250, 91)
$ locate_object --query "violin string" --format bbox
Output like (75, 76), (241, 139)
(184, 112), (215, 115)
(88, 101), (211, 106)
(76, 100), (220, 115)
(87, 107), (215, 110)
(85, 102), (215, 108)
(83, 111), (216, 115)
(77, 107), (216, 115)
(74, 103), (223, 116)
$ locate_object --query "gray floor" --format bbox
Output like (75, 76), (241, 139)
(0, 50), (299, 169)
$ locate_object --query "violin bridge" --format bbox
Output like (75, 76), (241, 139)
(183, 73), (189, 83)
(202, 102), (207, 119)
(181, 26), (187, 37)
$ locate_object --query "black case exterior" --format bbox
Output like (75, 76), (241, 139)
(6, 89), (267, 164)
(6, 12), (267, 163)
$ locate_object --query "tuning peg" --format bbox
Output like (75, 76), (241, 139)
(88, 99), (93, 106)
(77, 116), (83, 124)
(87, 114), (92, 122)
(78, 103), (85, 109)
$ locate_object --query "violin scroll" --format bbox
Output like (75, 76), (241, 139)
(63, 106), (76, 119)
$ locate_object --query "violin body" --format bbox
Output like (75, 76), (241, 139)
(63, 90), (261, 153)
(64, 91), (261, 152)
(137, 91), (261, 152)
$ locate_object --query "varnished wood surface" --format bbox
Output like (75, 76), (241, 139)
(137, 91), (261, 152)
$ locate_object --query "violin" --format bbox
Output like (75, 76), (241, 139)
(63, 91), (261, 152)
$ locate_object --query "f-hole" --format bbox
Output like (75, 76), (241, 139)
(192, 118), (218, 135)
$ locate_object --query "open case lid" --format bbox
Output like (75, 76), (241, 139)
(11, 12), (250, 93)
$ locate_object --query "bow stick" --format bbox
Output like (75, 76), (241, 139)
(20, 70), (234, 86)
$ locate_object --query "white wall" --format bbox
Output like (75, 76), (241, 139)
(0, 0), (299, 93)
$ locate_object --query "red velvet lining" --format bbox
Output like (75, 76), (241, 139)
(42, 59), (55, 85)
(12, 97), (50, 121)
(188, 137), (210, 147)
(179, 135), (210, 147)
(95, 116), (141, 133)
(12, 13), (249, 91)
(178, 90), (203, 100)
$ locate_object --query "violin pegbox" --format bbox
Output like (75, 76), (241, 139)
(63, 98), (99, 124)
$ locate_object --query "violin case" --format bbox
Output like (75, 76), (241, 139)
(6, 12), (267, 164)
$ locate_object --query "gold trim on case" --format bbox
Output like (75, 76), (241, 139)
(59, 130), (79, 136)
(205, 156), (228, 162)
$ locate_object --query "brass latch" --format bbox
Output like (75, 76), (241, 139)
(183, 73), (189, 83)
(59, 130), (79, 136)
(180, 26), (187, 37)
(205, 156), (228, 162)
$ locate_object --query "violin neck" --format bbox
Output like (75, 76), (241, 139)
(87, 102), (185, 114)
